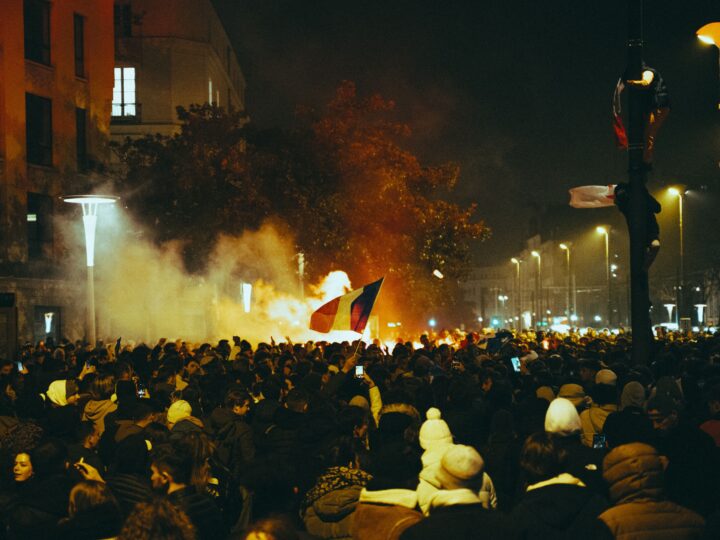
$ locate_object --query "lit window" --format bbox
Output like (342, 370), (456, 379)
(112, 67), (136, 116)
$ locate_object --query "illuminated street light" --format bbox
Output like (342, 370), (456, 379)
(695, 304), (707, 325)
(62, 195), (118, 346)
(531, 251), (542, 328)
(668, 187), (686, 319)
(559, 243), (573, 319)
(241, 282), (252, 313)
(596, 227), (611, 325)
(697, 22), (720, 109)
(433, 269), (444, 279)
(663, 303), (676, 324)
(510, 257), (522, 328)
(428, 318), (437, 328)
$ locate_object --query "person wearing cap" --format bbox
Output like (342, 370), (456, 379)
(416, 408), (497, 515)
(511, 432), (608, 539)
(400, 444), (516, 540)
(558, 383), (589, 413)
(647, 395), (720, 517)
(602, 381), (653, 448)
(579, 379), (618, 448)
(597, 443), (705, 539)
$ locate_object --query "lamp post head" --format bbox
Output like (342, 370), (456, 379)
(62, 194), (119, 267)
(559, 243), (569, 251)
(596, 226), (607, 235)
(531, 250), (540, 258)
(697, 22), (720, 46)
(511, 257), (520, 265)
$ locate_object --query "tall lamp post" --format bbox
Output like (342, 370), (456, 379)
(62, 195), (118, 346)
(511, 257), (522, 329)
(559, 243), (572, 321)
(531, 250), (542, 328)
(596, 226), (611, 326)
(668, 187), (685, 319)
(697, 22), (720, 110)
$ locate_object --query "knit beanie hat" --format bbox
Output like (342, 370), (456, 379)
(544, 397), (582, 436)
(621, 381), (646, 410)
(558, 383), (587, 409)
(596, 369), (618, 386)
(536, 386), (556, 403)
(167, 399), (192, 425)
(349, 395), (370, 412)
(419, 408), (453, 450)
(435, 444), (484, 490)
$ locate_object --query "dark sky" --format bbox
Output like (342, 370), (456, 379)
(214, 0), (720, 280)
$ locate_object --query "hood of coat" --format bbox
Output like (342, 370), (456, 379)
(83, 399), (117, 422)
(358, 488), (417, 508)
(602, 443), (665, 505)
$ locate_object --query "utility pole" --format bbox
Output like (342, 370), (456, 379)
(624, 0), (652, 364)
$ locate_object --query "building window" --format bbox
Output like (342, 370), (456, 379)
(27, 193), (53, 260)
(74, 14), (85, 77)
(112, 67), (136, 117)
(24, 0), (51, 65)
(114, 2), (132, 39)
(26, 93), (52, 166)
(76, 108), (87, 171)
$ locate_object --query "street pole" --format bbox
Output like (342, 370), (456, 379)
(511, 258), (522, 329)
(605, 232), (611, 326)
(560, 244), (571, 320)
(678, 192), (684, 320)
(625, 0), (652, 364)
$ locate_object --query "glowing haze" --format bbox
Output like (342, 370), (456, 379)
(59, 207), (380, 346)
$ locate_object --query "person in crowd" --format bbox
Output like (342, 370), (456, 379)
(209, 388), (255, 479)
(352, 443), (423, 540)
(13, 451), (33, 483)
(580, 377), (618, 447)
(700, 383), (720, 447)
(67, 421), (104, 473)
(400, 444), (516, 540)
(511, 432), (608, 539)
(105, 433), (153, 518)
(300, 437), (371, 539)
(57, 480), (123, 540)
(82, 373), (118, 436)
(603, 380), (654, 448)
(118, 498), (195, 540)
(151, 442), (226, 540)
(596, 442), (705, 538)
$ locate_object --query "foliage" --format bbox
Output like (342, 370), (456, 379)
(113, 82), (489, 326)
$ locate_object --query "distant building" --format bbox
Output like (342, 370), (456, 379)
(0, 0), (115, 357)
(111, 0), (246, 143)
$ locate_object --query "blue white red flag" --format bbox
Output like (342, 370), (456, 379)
(310, 278), (384, 334)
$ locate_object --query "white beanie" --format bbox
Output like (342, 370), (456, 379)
(545, 397), (582, 436)
(419, 408), (453, 450)
(435, 444), (485, 490)
(167, 399), (192, 425)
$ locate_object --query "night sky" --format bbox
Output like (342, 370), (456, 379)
(214, 0), (720, 285)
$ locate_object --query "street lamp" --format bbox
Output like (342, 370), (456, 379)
(62, 195), (118, 346)
(531, 250), (542, 328)
(511, 257), (522, 328)
(596, 227), (611, 326)
(668, 187), (685, 318)
(696, 22), (720, 110)
(559, 243), (572, 320)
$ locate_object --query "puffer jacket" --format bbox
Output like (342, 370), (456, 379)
(301, 466), (371, 539)
(580, 403), (617, 447)
(598, 443), (705, 539)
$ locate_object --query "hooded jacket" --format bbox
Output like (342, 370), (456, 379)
(580, 403), (617, 447)
(598, 443), (705, 539)
(352, 488), (422, 540)
(81, 399), (117, 435)
(511, 473), (608, 539)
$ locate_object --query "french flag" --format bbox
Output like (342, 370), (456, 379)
(310, 278), (384, 334)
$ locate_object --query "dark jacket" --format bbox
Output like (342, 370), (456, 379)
(3, 474), (73, 540)
(603, 406), (654, 448)
(400, 503), (517, 540)
(599, 442), (705, 539)
(209, 407), (255, 478)
(56, 502), (122, 540)
(168, 486), (226, 540)
(511, 475), (608, 540)
(106, 472), (152, 517)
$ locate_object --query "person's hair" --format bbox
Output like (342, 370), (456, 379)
(89, 373), (116, 400)
(175, 432), (214, 492)
(243, 517), (299, 540)
(262, 380), (282, 401)
(119, 498), (195, 540)
(29, 438), (68, 478)
(152, 444), (192, 485)
(75, 420), (96, 444)
(520, 432), (568, 484)
(68, 480), (119, 517)
(224, 388), (251, 409)
(285, 388), (310, 413)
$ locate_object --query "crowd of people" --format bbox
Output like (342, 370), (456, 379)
(0, 328), (719, 539)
